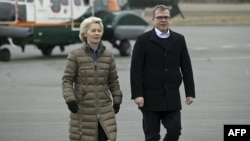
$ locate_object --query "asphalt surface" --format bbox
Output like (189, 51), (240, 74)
(0, 26), (250, 141)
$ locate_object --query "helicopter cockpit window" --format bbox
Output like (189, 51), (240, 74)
(83, 0), (89, 5)
(0, 2), (15, 22)
(74, 0), (81, 6)
(18, 5), (27, 21)
(51, 0), (60, 12)
(61, 0), (69, 5)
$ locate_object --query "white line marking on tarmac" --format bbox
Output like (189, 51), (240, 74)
(193, 47), (209, 50)
(221, 45), (235, 49)
(192, 56), (250, 61)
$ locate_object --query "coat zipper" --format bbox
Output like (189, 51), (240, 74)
(94, 60), (99, 119)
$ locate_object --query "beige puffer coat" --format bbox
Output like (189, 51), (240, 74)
(62, 43), (123, 141)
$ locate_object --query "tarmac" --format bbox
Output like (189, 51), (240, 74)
(1, 26), (250, 141)
(0, 3), (250, 141)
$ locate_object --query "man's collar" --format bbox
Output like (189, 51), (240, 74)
(154, 27), (170, 39)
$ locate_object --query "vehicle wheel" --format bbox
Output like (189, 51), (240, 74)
(41, 47), (53, 56)
(119, 39), (131, 56)
(0, 48), (11, 61)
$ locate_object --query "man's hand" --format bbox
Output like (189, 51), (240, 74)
(185, 97), (194, 105)
(134, 97), (144, 107)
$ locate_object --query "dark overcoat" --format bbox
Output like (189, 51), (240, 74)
(130, 28), (195, 111)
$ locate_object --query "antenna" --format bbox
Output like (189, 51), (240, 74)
(91, 0), (95, 16)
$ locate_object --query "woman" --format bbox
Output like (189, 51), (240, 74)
(62, 16), (123, 141)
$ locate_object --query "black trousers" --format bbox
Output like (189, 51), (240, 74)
(98, 122), (108, 141)
(141, 111), (182, 141)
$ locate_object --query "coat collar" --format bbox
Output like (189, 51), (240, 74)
(149, 28), (175, 52)
(154, 27), (170, 39)
(81, 42), (106, 59)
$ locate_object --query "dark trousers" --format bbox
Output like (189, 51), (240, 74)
(141, 111), (181, 141)
(98, 122), (108, 141)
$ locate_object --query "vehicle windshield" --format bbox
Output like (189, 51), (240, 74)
(0, 2), (27, 22)
(0, 2), (16, 22)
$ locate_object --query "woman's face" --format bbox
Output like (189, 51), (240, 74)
(85, 23), (103, 45)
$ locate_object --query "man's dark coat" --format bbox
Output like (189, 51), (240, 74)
(130, 28), (195, 111)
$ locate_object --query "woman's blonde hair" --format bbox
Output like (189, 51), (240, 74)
(79, 16), (104, 42)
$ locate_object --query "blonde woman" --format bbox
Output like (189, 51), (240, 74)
(62, 16), (123, 141)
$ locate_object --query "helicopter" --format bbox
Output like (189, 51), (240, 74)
(0, 0), (183, 61)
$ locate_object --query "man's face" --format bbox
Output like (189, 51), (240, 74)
(152, 9), (170, 33)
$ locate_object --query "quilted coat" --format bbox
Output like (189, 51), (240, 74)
(62, 43), (123, 141)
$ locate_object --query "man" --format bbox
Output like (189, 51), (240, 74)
(130, 5), (195, 141)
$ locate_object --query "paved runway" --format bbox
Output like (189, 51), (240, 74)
(0, 26), (250, 141)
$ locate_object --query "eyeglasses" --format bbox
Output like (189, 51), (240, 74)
(154, 16), (170, 20)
